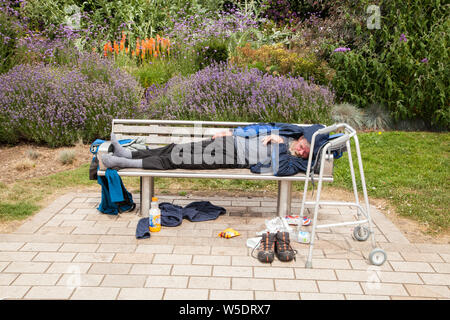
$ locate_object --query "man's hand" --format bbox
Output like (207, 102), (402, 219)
(212, 130), (233, 139)
(262, 134), (284, 145)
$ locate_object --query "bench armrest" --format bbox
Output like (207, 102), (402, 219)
(96, 141), (112, 171)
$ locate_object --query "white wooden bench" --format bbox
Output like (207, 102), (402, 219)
(96, 119), (334, 217)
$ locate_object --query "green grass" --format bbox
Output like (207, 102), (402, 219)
(1, 131), (448, 234)
(333, 131), (449, 233)
(0, 164), (97, 222)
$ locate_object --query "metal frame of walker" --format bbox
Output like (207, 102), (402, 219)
(299, 123), (387, 268)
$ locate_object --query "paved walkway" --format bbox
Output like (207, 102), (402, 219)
(0, 192), (449, 300)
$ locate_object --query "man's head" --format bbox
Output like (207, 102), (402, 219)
(289, 137), (311, 159)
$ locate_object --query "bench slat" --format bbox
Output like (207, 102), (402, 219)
(113, 124), (229, 136)
(97, 167), (334, 182)
(115, 134), (210, 145)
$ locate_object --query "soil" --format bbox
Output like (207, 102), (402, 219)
(0, 143), (448, 244)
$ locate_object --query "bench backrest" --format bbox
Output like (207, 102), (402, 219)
(112, 119), (313, 148)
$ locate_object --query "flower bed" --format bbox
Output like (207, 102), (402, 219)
(0, 53), (142, 146)
(143, 63), (334, 124)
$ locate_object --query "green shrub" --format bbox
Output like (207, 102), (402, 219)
(363, 103), (393, 131)
(329, 1), (450, 129)
(331, 103), (365, 130)
(0, 8), (21, 74)
(231, 43), (335, 85)
(130, 60), (176, 88)
(58, 149), (76, 165)
(25, 148), (41, 160)
(195, 38), (228, 69)
(21, 0), (225, 44)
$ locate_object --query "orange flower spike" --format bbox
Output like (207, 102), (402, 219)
(147, 38), (151, 50)
(125, 47), (129, 54)
(136, 38), (140, 55)
(131, 50), (135, 57)
(113, 41), (119, 54)
(161, 38), (169, 52)
(143, 38), (149, 53)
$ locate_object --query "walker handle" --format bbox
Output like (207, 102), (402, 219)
(328, 134), (350, 148)
(317, 123), (354, 135)
(317, 124), (339, 134)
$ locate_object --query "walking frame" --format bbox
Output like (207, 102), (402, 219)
(299, 123), (387, 268)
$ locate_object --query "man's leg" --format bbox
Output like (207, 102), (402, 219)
(175, 136), (248, 170)
(103, 137), (249, 170)
(101, 154), (143, 168)
(110, 133), (132, 158)
(103, 143), (177, 170)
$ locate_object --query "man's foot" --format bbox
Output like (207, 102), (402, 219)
(256, 232), (276, 263)
(111, 133), (132, 158)
(275, 232), (296, 262)
(101, 154), (143, 169)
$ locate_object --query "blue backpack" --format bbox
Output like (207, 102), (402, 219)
(89, 139), (135, 215)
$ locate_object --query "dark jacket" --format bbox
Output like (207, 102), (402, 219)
(233, 123), (329, 176)
(159, 201), (226, 227)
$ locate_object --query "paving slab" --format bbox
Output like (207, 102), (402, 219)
(0, 192), (449, 300)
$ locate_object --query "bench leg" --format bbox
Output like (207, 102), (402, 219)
(277, 181), (292, 217)
(140, 177), (154, 216)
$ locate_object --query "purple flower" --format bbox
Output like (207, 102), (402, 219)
(420, 58), (429, 63)
(142, 63), (334, 123)
(0, 53), (142, 146)
(399, 33), (407, 42)
(333, 47), (351, 53)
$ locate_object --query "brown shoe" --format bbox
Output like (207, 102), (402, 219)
(254, 232), (276, 263)
(275, 232), (296, 262)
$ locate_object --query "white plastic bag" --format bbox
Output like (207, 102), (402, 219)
(258, 217), (293, 234)
(246, 237), (261, 249)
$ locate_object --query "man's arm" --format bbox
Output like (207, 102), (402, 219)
(262, 134), (284, 145)
(212, 130), (233, 139)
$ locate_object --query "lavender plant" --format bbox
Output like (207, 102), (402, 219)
(143, 63), (334, 124)
(0, 53), (143, 146)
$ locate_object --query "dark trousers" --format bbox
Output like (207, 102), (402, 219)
(131, 136), (249, 170)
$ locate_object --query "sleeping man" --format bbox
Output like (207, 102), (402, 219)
(101, 123), (329, 176)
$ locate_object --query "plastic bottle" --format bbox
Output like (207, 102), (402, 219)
(297, 230), (311, 244)
(149, 197), (161, 232)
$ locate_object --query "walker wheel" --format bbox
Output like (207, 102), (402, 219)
(353, 226), (370, 241)
(369, 248), (387, 266)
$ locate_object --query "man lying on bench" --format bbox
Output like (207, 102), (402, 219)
(101, 122), (329, 176)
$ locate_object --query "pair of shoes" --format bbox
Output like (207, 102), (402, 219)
(252, 232), (297, 263)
